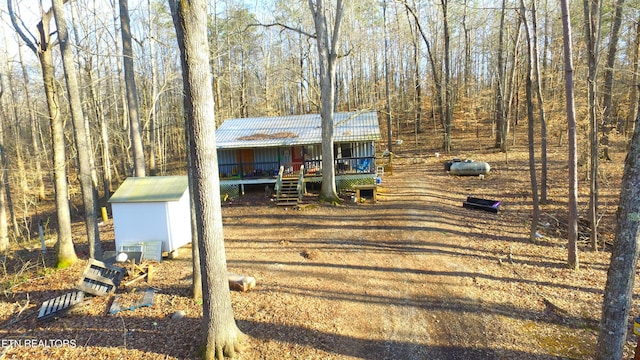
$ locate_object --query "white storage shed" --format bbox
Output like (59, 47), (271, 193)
(108, 176), (191, 258)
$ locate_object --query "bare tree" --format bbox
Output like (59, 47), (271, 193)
(383, 0), (393, 153)
(308, 0), (345, 201)
(601, 0), (625, 161)
(583, 0), (601, 251)
(495, 0), (507, 151)
(0, 48), (20, 238)
(51, 0), (102, 260)
(403, 4), (445, 150)
(596, 90), (640, 360)
(8, 1), (77, 267)
(17, 44), (45, 201)
(120, 0), (146, 177)
(440, 0), (452, 152)
(0, 73), (10, 251)
(560, 0), (579, 269)
(169, 0), (244, 358)
(628, 18), (640, 137)
(531, 0), (548, 204)
(406, 1), (423, 135)
(519, 0), (540, 244)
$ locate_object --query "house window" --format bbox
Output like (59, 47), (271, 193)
(340, 143), (352, 158)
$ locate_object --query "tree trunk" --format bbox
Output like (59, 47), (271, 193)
(404, 4), (444, 150)
(560, 0), (580, 270)
(601, 0), (624, 161)
(495, 0), (507, 151)
(627, 19), (640, 138)
(17, 43), (45, 201)
(441, 0), (452, 152)
(583, 0), (601, 251)
(0, 55), (20, 239)
(110, 0), (129, 131)
(8, 4), (78, 267)
(462, 0), (471, 99)
(52, 0), (102, 260)
(0, 74), (10, 251)
(383, 0), (393, 154)
(413, 15), (422, 135)
(120, 0), (146, 177)
(188, 170), (202, 300)
(596, 87), (640, 360)
(4, 57), (29, 232)
(169, 1), (244, 358)
(531, 0), (548, 204)
(87, 66), (113, 198)
(520, 0), (540, 244)
(309, 0), (344, 202)
(148, 0), (158, 176)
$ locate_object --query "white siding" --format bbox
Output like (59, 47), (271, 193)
(112, 202), (170, 251)
(166, 191), (192, 251)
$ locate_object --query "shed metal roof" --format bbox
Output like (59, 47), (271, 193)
(108, 176), (189, 203)
(216, 111), (380, 149)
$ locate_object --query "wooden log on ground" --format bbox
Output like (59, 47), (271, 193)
(228, 272), (256, 292)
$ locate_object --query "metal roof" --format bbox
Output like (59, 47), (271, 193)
(216, 111), (381, 149)
(108, 176), (189, 203)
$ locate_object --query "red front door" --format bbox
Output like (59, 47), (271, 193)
(291, 146), (304, 171)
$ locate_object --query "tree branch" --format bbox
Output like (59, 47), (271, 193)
(248, 22), (315, 39)
(330, 0), (344, 56)
(7, 0), (39, 54)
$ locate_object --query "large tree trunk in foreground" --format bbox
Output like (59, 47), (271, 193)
(169, 0), (244, 358)
(52, 0), (102, 260)
(596, 92), (640, 360)
(309, 0), (344, 202)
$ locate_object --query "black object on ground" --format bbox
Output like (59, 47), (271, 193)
(444, 158), (462, 171)
(463, 196), (500, 213)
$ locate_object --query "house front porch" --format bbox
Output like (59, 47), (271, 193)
(218, 156), (380, 199)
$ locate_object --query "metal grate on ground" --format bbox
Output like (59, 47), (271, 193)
(37, 290), (85, 322)
(76, 259), (126, 296)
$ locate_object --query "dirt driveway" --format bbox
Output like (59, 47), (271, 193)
(227, 155), (574, 359)
(0, 152), (619, 359)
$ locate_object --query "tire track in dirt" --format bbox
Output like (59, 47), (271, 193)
(357, 162), (496, 359)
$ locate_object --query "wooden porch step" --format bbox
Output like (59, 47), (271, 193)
(276, 176), (302, 207)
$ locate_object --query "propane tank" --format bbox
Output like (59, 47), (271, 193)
(449, 160), (490, 176)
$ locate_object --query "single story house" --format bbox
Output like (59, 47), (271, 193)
(215, 111), (381, 196)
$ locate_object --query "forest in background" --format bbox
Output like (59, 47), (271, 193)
(0, 0), (637, 250)
(0, 1), (638, 358)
